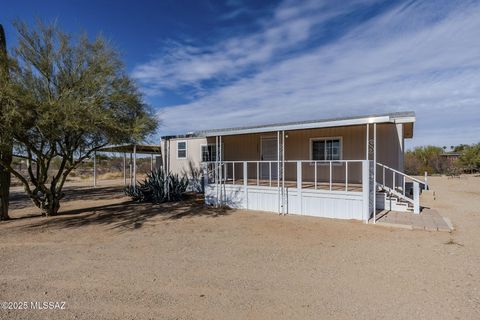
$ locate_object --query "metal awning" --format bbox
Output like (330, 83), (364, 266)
(97, 144), (161, 155)
(197, 111), (416, 137)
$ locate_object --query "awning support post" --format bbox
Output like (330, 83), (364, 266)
(373, 123), (377, 224)
(123, 152), (126, 186)
(366, 123), (370, 160)
(133, 144), (137, 190)
(277, 131), (280, 214)
(219, 135), (223, 205)
(129, 153), (132, 186)
(215, 136), (219, 207)
(93, 151), (97, 188)
(281, 130), (285, 215)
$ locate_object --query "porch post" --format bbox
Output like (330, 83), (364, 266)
(166, 139), (170, 173)
(366, 123), (370, 160)
(362, 160), (370, 223)
(413, 181), (420, 214)
(150, 154), (154, 171)
(215, 136), (219, 207)
(282, 130), (285, 215)
(277, 131), (280, 214)
(297, 161), (302, 215)
(373, 123), (377, 223)
(243, 161), (248, 209)
(219, 135), (223, 205)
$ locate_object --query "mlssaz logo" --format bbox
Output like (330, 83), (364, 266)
(30, 301), (66, 310)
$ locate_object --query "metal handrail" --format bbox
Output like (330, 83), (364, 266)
(284, 160), (363, 163)
(204, 159), (367, 194)
(376, 162), (427, 186)
(203, 160), (364, 164)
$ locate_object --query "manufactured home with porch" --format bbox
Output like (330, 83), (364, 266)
(161, 112), (428, 223)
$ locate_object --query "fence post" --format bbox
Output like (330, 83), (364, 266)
(413, 181), (420, 214)
(424, 171), (428, 190)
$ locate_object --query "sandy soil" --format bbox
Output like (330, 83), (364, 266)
(0, 176), (479, 319)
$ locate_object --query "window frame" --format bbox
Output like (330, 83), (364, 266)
(200, 144), (217, 162)
(176, 140), (187, 159)
(309, 137), (343, 161)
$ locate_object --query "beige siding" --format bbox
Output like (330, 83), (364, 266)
(205, 123), (405, 183)
(166, 123), (405, 180)
(163, 137), (207, 176)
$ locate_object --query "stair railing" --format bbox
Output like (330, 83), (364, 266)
(376, 163), (428, 214)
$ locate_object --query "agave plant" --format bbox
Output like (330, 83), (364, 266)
(185, 160), (203, 193)
(124, 169), (189, 203)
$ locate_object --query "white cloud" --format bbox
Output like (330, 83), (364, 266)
(134, 0), (480, 147)
(132, 0), (374, 95)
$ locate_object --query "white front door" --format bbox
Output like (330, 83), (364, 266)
(260, 137), (278, 180)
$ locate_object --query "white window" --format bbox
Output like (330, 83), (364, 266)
(177, 141), (187, 159)
(311, 138), (342, 160)
(201, 144), (217, 162)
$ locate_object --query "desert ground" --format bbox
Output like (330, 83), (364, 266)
(1, 175), (479, 319)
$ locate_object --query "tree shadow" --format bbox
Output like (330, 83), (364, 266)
(9, 185), (126, 210)
(15, 194), (231, 232)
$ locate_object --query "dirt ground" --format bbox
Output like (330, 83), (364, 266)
(0, 175), (479, 319)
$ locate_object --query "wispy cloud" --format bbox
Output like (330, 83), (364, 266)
(134, 0), (480, 147)
(132, 0), (375, 95)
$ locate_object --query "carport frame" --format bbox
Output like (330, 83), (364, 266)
(94, 144), (162, 189)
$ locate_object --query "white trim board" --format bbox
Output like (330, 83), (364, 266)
(176, 140), (188, 159)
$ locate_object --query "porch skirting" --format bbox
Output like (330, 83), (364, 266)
(205, 184), (368, 221)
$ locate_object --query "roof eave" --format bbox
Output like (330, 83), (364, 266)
(202, 114), (415, 137)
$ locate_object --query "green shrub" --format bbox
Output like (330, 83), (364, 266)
(459, 144), (480, 173)
(124, 169), (188, 203)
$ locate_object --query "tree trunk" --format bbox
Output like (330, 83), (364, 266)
(0, 152), (12, 221)
(0, 24), (12, 221)
(44, 197), (61, 216)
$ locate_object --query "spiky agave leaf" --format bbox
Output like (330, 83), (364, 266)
(124, 168), (189, 203)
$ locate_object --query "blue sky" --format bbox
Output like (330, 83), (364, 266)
(2, 0), (480, 148)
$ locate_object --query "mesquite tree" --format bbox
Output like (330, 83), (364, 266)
(0, 21), (157, 216)
(0, 24), (13, 220)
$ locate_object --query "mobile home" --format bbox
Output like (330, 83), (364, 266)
(162, 112), (428, 222)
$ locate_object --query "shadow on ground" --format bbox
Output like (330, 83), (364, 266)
(7, 186), (231, 232)
(9, 185), (127, 210)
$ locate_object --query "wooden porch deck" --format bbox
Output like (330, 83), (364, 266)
(221, 179), (363, 192)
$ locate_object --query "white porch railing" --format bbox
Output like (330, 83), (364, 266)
(376, 162), (428, 214)
(203, 160), (374, 221)
(203, 160), (365, 191)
